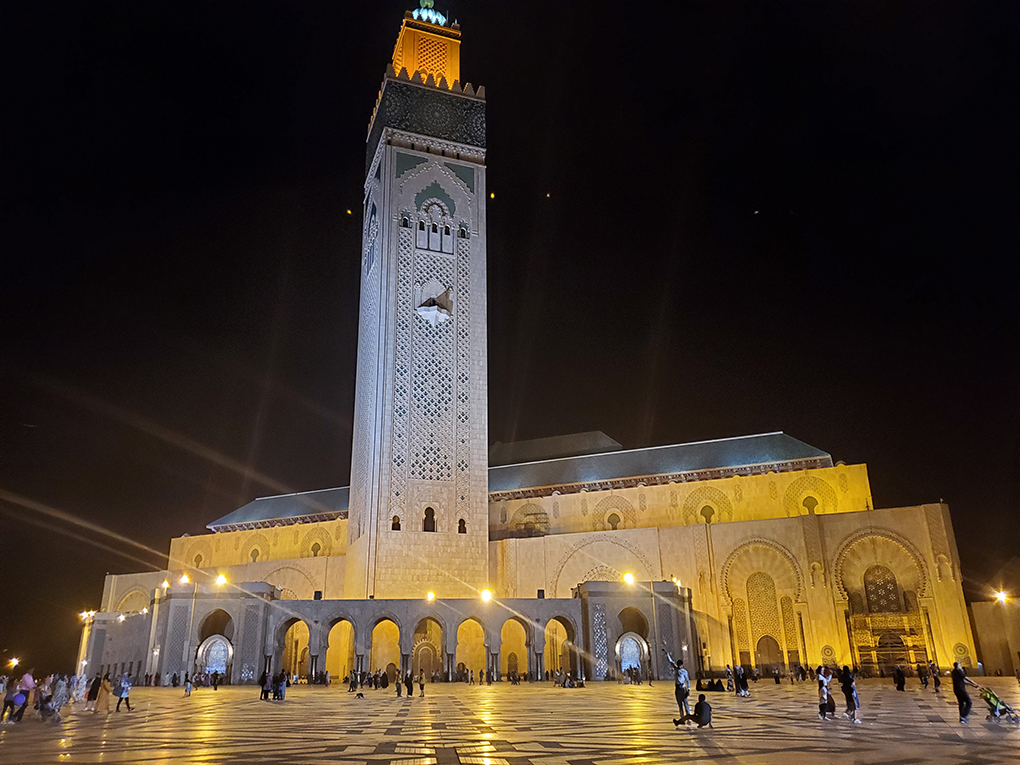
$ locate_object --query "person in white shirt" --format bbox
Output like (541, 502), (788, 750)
(663, 649), (691, 721)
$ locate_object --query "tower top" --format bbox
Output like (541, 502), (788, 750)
(391, 3), (461, 86)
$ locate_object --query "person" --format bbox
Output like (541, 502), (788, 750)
(183, 673), (193, 698)
(50, 676), (69, 723)
(675, 693), (713, 728)
(211, 671), (219, 691)
(404, 671), (413, 699)
(469, 669), (475, 685)
(94, 673), (113, 714)
(85, 674), (102, 711)
(418, 670), (426, 697)
(930, 662), (942, 693)
(258, 671), (270, 700)
(1, 682), (18, 723)
(773, 667), (781, 684)
(725, 665), (733, 691)
(951, 661), (971, 723)
(14, 669), (36, 722)
(839, 666), (861, 724)
(662, 648), (691, 722)
(817, 666), (833, 720)
(893, 664), (906, 691)
(917, 662), (928, 689)
(395, 671), (402, 697)
(115, 672), (134, 711)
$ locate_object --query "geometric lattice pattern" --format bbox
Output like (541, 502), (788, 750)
(864, 565), (901, 613)
(416, 36), (448, 79)
(592, 603), (608, 679)
(733, 598), (749, 650)
(781, 596), (798, 656)
(747, 571), (781, 645)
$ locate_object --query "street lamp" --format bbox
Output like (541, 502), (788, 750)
(215, 574), (227, 586)
(481, 589), (492, 602)
(623, 572), (635, 585)
(995, 591), (1009, 604)
(179, 574), (190, 585)
(427, 591), (435, 602)
(9, 658), (19, 668)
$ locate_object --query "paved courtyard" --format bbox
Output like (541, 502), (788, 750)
(1, 678), (1019, 764)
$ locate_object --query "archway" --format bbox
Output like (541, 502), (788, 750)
(876, 632), (907, 676)
(618, 607), (649, 638)
(412, 617), (443, 679)
(115, 589), (149, 614)
(755, 635), (783, 674)
(615, 631), (649, 681)
(456, 617), (486, 682)
(196, 635), (232, 676)
(279, 619), (310, 680)
(500, 618), (528, 678)
(325, 619), (355, 682)
(544, 616), (577, 678)
(199, 609), (234, 643)
(370, 619), (401, 683)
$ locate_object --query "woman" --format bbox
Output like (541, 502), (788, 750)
(94, 673), (113, 714)
(85, 674), (101, 711)
(418, 670), (425, 698)
(839, 666), (861, 723)
(50, 676), (69, 723)
(817, 666), (832, 720)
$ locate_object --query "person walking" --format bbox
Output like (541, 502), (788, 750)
(725, 665), (734, 692)
(418, 670), (425, 697)
(115, 673), (134, 711)
(917, 663), (928, 689)
(817, 666), (834, 720)
(839, 666), (861, 724)
(13, 669), (36, 722)
(929, 662), (942, 693)
(951, 661), (971, 723)
(183, 673), (193, 698)
(893, 665), (906, 691)
(94, 673), (113, 715)
(662, 648), (691, 723)
(211, 671), (219, 691)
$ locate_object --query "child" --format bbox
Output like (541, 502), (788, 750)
(183, 674), (193, 697)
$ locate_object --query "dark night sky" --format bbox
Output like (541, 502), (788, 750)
(1, 1), (1018, 671)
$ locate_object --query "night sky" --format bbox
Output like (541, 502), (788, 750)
(2, 1), (1018, 671)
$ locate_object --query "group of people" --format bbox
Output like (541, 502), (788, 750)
(1, 669), (129, 724)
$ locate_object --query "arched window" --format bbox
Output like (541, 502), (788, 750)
(700, 505), (715, 523)
(250, 548), (260, 563)
(193, 554), (203, 568)
(864, 565), (901, 613)
(392, 515), (401, 531)
(423, 507), (436, 533)
(458, 518), (467, 534)
(802, 496), (819, 514)
(311, 542), (321, 557)
(607, 513), (621, 530)
(418, 220), (426, 231)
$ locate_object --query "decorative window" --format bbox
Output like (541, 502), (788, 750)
(607, 513), (621, 530)
(458, 518), (467, 534)
(700, 505), (715, 523)
(392, 515), (401, 531)
(423, 507), (436, 533)
(193, 554), (203, 568)
(311, 542), (321, 557)
(864, 565), (901, 613)
(250, 549), (260, 563)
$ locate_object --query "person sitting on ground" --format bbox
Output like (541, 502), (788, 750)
(675, 693), (712, 728)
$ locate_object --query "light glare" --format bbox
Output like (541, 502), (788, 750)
(481, 588), (492, 602)
(623, 572), (635, 585)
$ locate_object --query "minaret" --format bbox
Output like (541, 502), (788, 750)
(345, 3), (488, 599)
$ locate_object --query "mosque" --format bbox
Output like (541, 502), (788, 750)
(77, 4), (978, 686)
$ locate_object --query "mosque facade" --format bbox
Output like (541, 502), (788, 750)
(77, 6), (977, 686)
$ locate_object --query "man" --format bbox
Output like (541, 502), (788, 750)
(893, 665), (906, 691)
(951, 661), (971, 723)
(13, 669), (36, 722)
(675, 693), (713, 728)
(663, 648), (691, 722)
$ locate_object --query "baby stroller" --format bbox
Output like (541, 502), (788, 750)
(966, 679), (1020, 723)
(37, 694), (61, 723)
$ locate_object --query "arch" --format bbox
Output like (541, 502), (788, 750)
(545, 615), (578, 678)
(755, 635), (783, 672)
(875, 632), (907, 675)
(782, 476), (838, 517)
(196, 635), (233, 675)
(721, 539), (804, 605)
(615, 632), (649, 679)
(115, 588), (150, 614)
(300, 527), (333, 558)
(243, 532), (271, 565)
(276, 617), (311, 678)
(832, 528), (929, 600)
(458, 518), (467, 534)
(746, 572), (781, 645)
(324, 618), (355, 682)
(455, 616), (486, 682)
(412, 616), (443, 678)
(508, 503), (550, 537)
(500, 617), (529, 676)
(591, 495), (636, 531)
(423, 506), (436, 532)
(618, 606), (649, 638)
(186, 539), (214, 570)
(607, 513), (621, 530)
(392, 515), (401, 531)
(370, 618), (401, 681)
(581, 564), (621, 583)
(552, 536), (657, 596)
(260, 565), (318, 601)
(682, 486), (732, 524)
(199, 608), (234, 643)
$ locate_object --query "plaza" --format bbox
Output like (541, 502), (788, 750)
(2, 679), (1019, 764)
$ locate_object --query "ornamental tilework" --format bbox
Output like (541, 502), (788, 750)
(747, 571), (781, 645)
(592, 604), (608, 679)
(390, 228), (415, 517)
(454, 236), (471, 521)
(781, 597), (797, 654)
(733, 599), (749, 651)
(240, 604), (260, 682)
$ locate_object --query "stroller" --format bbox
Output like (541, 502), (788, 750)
(966, 679), (1020, 723)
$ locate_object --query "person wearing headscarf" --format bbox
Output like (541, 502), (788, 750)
(94, 673), (113, 714)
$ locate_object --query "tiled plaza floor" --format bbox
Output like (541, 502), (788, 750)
(1, 678), (1019, 764)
